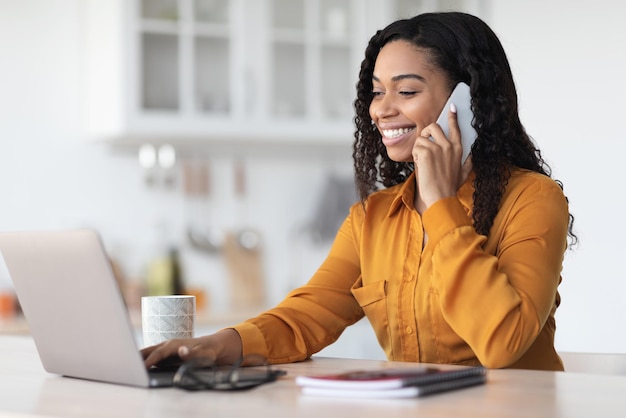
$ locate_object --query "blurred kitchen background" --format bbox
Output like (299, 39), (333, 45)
(1, 0), (625, 359)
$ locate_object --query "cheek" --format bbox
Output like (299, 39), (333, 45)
(368, 102), (376, 121)
(410, 103), (440, 128)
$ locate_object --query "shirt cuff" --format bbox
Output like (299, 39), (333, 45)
(422, 196), (473, 244)
(229, 321), (270, 358)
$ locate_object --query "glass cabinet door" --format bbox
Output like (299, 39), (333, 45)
(193, 0), (231, 114)
(140, 0), (181, 111)
(319, 0), (352, 120)
(142, 33), (180, 110)
(138, 0), (233, 115)
(269, 0), (356, 122)
(270, 0), (306, 118)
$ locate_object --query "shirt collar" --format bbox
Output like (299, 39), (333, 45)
(386, 171), (475, 218)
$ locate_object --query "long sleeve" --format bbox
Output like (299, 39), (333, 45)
(423, 170), (569, 369)
(232, 213), (365, 363)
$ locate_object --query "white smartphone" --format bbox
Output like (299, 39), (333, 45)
(433, 82), (477, 163)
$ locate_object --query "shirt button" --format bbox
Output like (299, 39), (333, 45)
(406, 326), (413, 334)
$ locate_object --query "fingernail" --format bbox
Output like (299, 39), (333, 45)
(178, 346), (190, 357)
(450, 103), (457, 113)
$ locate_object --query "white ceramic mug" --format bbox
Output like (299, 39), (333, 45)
(141, 295), (195, 347)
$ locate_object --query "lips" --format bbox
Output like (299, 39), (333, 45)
(380, 126), (416, 147)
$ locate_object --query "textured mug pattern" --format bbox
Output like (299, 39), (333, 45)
(142, 296), (195, 347)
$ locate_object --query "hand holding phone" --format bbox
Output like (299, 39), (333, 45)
(433, 82), (477, 163)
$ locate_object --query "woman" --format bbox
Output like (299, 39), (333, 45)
(143, 12), (575, 371)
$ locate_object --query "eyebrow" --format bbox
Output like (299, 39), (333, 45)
(372, 73), (426, 83)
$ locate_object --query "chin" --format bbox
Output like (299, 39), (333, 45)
(385, 150), (413, 163)
(383, 142), (414, 163)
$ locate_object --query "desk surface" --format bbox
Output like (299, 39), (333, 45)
(2, 335), (626, 418)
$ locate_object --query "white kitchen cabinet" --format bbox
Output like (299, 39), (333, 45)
(84, 0), (373, 150)
(83, 0), (487, 152)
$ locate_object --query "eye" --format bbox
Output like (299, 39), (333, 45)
(371, 90), (384, 98)
(399, 90), (417, 96)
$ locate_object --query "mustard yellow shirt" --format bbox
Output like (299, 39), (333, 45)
(233, 169), (569, 370)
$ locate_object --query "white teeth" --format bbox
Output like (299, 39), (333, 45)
(382, 127), (414, 138)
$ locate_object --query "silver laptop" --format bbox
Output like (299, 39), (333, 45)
(0, 229), (176, 387)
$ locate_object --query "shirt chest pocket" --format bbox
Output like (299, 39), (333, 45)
(351, 277), (391, 357)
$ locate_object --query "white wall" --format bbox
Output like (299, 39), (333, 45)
(487, 1), (626, 353)
(1, 0), (625, 356)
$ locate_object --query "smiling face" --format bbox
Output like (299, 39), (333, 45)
(369, 40), (452, 163)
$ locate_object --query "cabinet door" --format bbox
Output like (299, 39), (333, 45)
(268, 0), (357, 122)
(86, 0), (365, 147)
(136, 0), (234, 116)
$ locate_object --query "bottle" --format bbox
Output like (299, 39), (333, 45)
(170, 247), (184, 295)
(146, 247), (184, 296)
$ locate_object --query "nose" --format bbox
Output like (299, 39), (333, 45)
(370, 93), (398, 121)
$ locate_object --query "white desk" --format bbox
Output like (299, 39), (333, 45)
(1, 335), (625, 418)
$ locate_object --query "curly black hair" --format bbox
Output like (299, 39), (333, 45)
(353, 12), (577, 245)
